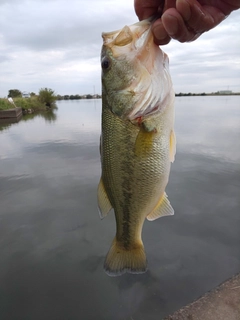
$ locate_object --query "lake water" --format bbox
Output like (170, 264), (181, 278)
(0, 96), (239, 320)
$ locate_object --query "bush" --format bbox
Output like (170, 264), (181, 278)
(38, 88), (56, 106)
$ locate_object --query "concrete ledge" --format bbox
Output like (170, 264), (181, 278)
(0, 107), (22, 119)
(164, 273), (240, 320)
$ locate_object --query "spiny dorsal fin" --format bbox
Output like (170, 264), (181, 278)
(147, 192), (174, 221)
(97, 178), (112, 219)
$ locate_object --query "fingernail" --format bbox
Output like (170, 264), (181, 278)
(163, 14), (178, 36)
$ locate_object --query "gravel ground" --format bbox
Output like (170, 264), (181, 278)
(164, 273), (240, 320)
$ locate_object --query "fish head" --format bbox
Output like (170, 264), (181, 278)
(101, 19), (174, 121)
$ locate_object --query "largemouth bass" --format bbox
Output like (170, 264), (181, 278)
(98, 19), (176, 276)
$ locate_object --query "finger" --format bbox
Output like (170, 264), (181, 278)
(134, 0), (164, 20)
(162, 8), (201, 42)
(152, 19), (171, 45)
(176, 0), (226, 33)
(163, 0), (177, 11)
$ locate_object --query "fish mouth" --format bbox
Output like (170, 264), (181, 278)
(102, 20), (153, 59)
(101, 19), (174, 121)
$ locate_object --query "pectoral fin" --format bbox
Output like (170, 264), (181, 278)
(147, 192), (174, 221)
(97, 178), (112, 219)
(170, 130), (176, 163)
(134, 129), (155, 157)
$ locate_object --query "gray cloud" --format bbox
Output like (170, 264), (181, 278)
(0, 53), (11, 64)
(164, 11), (240, 93)
(0, 0), (239, 96)
(0, 0), (134, 51)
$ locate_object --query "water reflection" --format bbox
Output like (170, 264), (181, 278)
(0, 117), (22, 132)
(21, 109), (58, 123)
(175, 96), (240, 163)
(0, 110), (57, 134)
(0, 97), (239, 320)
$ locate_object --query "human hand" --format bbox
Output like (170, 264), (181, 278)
(134, 0), (240, 45)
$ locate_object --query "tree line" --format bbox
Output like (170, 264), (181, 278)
(56, 94), (101, 100)
(7, 89), (101, 101)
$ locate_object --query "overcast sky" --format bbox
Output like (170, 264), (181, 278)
(0, 0), (239, 97)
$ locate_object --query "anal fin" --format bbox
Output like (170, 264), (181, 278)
(97, 178), (112, 219)
(147, 192), (174, 221)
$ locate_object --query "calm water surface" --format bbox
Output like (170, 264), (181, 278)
(0, 96), (239, 319)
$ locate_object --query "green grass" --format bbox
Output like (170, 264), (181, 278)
(14, 96), (45, 110)
(1, 96), (57, 112)
(0, 98), (15, 110)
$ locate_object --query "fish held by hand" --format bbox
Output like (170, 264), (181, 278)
(98, 19), (176, 276)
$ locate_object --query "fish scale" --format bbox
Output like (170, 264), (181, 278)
(98, 19), (176, 276)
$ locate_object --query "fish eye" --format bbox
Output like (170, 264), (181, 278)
(101, 57), (111, 70)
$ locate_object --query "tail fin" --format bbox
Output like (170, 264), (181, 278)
(104, 237), (147, 276)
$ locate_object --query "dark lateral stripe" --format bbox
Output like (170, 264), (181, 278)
(119, 130), (135, 250)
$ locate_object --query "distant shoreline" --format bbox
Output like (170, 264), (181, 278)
(1, 93), (239, 101)
(55, 93), (240, 101)
(175, 93), (240, 97)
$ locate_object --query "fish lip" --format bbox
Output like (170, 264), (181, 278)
(102, 19), (152, 53)
(102, 19), (151, 40)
